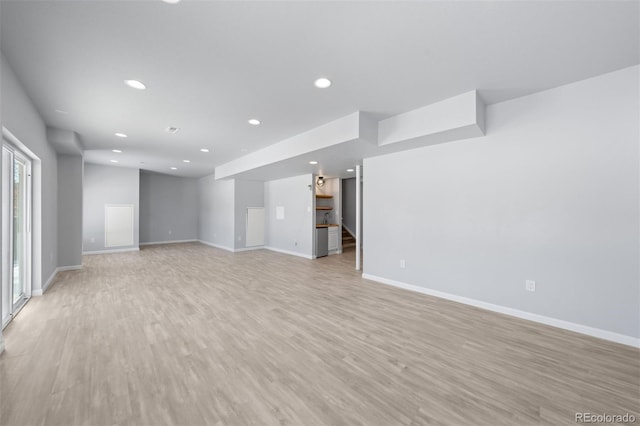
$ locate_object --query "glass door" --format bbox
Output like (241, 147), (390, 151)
(12, 153), (29, 309)
(2, 144), (32, 328)
(2, 146), (11, 327)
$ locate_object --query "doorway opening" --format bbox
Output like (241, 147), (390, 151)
(340, 166), (363, 270)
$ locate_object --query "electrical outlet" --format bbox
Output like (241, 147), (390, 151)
(526, 280), (536, 292)
(400, 259), (406, 268)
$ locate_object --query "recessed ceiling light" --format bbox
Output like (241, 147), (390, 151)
(55, 109), (68, 115)
(170, 167), (177, 170)
(110, 160), (119, 163)
(124, 79), (146, 90)
(183, 160), (190, 163)
(162, 0), (181, 3)
(248, 119), (261, 126)
(114, 132), (128, 138)
(112, 149), (122, 153)
(309, 161), (318, 165)
(165, 126), (180, 134)
(346, 168), (354, 172)
(200, 148), (209, 153)
(314, 77), (332, 89)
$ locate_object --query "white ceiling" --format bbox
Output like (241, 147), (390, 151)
(1, 0), (638, 179)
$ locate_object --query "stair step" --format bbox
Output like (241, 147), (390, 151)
(341, 228), (356, 247)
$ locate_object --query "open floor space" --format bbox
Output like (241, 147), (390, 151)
(1, 2), (639, 425)
(1, 243), (638, 425)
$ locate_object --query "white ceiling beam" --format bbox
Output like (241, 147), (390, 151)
(46, 127), (84, 156)
(215, 112), (372, 180)
(378, 90), (485, 147)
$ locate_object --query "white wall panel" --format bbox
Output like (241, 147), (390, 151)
(105, 205), (134, 247)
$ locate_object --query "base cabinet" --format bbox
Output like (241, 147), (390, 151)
(328, 226), (339, 251)
(316, 228), (328, 257)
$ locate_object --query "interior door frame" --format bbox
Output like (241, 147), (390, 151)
(12, 147), (33, 312)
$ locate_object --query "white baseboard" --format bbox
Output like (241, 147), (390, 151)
(58, 265), (82, 272)
(198, 240), (235, 252)
(234, 246), (264, 252)
(41, 268), (58, 294)
(264, 246), (314, 260)
(362, 273), (640, 348)
(140, 239), (197, 246)
(33, 267), (59, 296)
(0, 337), (4, 355)
(199, 240), (308, 257)
(83, 247), (140, 255)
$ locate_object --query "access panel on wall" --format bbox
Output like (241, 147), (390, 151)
(246, 207), (265, 247)
(105, 204), (134, 247)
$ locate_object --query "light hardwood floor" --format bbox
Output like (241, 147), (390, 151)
(1, 243), (638, 425)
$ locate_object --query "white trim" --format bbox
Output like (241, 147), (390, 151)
(33, 267), (60, 296)
(140, 239), (197, 246)
(233, 246), (264, 252)
(83, 247), (140, 255)
(264, 246), (314, 260)
(362, 273), (640, 348)
(58, 265), (82, 272)
(0, 337), (4, 354)
(28, 264), (82, 297)
(197, 240), (265, 253)
(355, 164), (361, 271)
(2, 128), (39, 317)
(198, 240), (234, 252)
(199, 240), (323, 258)
(10, 297), (28, 318)
(2, 128), (37, 159)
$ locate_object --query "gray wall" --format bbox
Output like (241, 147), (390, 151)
(364, 65), (639, 339)
(57, 154), (83, 267)
(234, 180), (265, 250)
(264, 174), (313, 258)
(197, 174), (235, 250)
(341, 177), (360, 235)
(139, 171), (198, 244)
(83, 163), (140, 252)
(1, 51), (58, 291)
